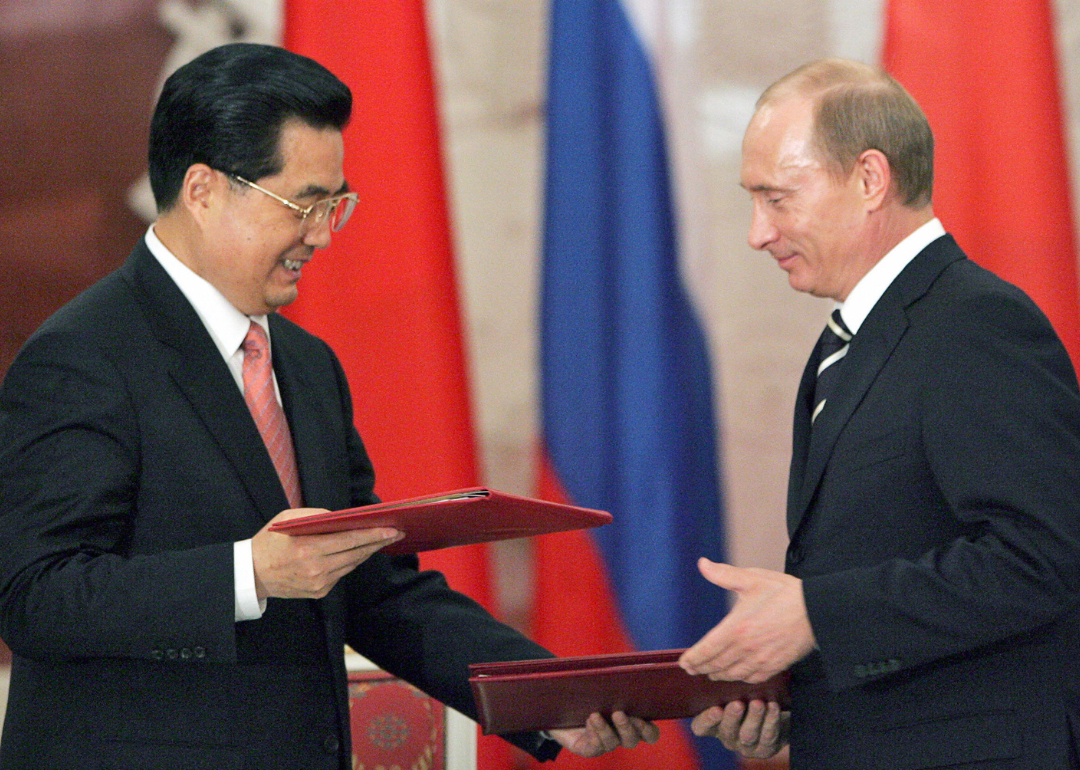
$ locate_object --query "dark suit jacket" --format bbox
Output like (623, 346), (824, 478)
(785, 234), (1080, 770)
(0, 241), (559, 769)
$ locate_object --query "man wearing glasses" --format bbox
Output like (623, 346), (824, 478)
(0, 43), (655, 769)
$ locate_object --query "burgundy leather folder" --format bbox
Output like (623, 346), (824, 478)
(468, 649), (791, 734)
(267, 487), (612, 555)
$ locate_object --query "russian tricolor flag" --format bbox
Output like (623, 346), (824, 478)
(531, 2), (732, 768)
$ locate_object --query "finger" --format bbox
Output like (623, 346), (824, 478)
(324, 527), (403, 555)
(712, 667), (775, 684)
(679, 618), (738, 674)
(630, 716), (660, 744)
(545, 727), (587, 755)
(586, 712), (619, 754)
(322, 534), (402, 574)
(716, 699), (747, 750)
(697, 558), (751, 592)
(270, 507), (331, 522)
(757, 701), (782, 748)
(690, 705), (725, 737)
(737, 699), (767, 748)
(609, 711), (641, 748)
(306, 534), (406, 593)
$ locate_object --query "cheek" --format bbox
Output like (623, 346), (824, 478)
(239, 233), (293, 277)
(776, 213), (812, 251)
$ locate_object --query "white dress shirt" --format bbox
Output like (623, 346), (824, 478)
(145, 225), (269, 622)
(837, 218), (947, 333)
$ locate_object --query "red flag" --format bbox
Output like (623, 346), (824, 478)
(283, 1), (492, 606)
(283, 5), (513, 765)
(884, 0), (1080, 369)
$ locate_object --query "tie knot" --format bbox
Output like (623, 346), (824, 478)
(242, 321), (269, 358)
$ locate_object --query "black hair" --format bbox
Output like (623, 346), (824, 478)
(148, 43), (352, 212)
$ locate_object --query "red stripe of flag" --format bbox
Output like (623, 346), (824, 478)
(281, 4), (511, 764)
(884, 0), (1080, 368)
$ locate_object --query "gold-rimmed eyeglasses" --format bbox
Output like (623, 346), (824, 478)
(229, 174), (358, 236)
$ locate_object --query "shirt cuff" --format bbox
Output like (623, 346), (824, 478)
(234, 539), (267, 622)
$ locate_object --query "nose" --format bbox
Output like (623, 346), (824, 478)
(301, 215), (333, 249)
(747, 200), (779, 251)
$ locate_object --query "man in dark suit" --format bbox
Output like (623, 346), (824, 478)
(0, 43), (656, 769)
(679, 58), (1080, 769)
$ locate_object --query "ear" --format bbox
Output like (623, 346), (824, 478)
(178, 164), (223, 225)
(855, 149), (892, 212)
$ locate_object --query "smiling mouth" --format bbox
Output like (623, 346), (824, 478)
(283, 259), (303, 271)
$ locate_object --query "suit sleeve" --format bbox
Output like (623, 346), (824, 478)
(0, 327), (237, 663)
(317, 347), (560, 761)
(803, 286), (1080, 691)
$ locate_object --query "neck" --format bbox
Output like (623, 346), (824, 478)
(835, 203), (934, 301)
(153, 213), (196, 269)
(870, 203), (935, 258)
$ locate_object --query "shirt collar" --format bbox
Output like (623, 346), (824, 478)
(837, 217), (946, 334)
(144, 224), (270, 359)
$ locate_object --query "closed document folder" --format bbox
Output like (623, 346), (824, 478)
(267, 487), (612, 555)
(468, 649), (790, 734)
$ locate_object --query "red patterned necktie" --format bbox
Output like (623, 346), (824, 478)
(241, 321), (303, 508)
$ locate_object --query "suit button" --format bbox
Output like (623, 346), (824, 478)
(322, 734), (340, 754)
(194, 646), (206, 659)
(151, 649), (163, 661)
(166, 648), (178, 660)
(180, 648), (192, 660)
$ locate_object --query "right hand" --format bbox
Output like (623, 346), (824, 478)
(690, 699), (788, 759)
(251, 508), (404, 600)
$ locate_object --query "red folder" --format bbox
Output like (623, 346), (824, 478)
(468, 649), (790, 735)
(267, 487), (612, 555)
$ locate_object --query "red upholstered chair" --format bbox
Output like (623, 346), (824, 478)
(346, 650), (477, 770)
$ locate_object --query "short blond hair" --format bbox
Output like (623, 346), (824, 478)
(758, 59), (934, 208)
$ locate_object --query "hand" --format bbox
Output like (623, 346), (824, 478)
(548, 712), (660, 757)
(679, 558), (815, 682)
(251, 508), (404, 600)
(691, 699), (788, 759)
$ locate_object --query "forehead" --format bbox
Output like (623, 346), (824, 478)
(273, 120), (346, 195)
(740, 96), (825, 187)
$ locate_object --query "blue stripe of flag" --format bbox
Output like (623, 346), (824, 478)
(540, 1), (732, 766)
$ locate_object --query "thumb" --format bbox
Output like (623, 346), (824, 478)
(698, 558), (750, 592)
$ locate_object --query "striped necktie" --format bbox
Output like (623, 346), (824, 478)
(241, 321), (303, 508)
(811, 309), (853, 425)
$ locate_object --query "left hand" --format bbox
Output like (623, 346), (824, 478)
(548, 711), (660, 757)
(691, 699), (788, 758)
(679, 558), (816, 682)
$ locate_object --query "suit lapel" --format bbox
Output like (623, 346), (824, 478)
(787, 236), (967, 535)
(787, 343), (819, 534)
(789, 302), (909, 533)
(123, 242), (290, 521)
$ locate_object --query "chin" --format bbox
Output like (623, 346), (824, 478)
(787, 272), (815, 295)
(267, 289), (299, 311)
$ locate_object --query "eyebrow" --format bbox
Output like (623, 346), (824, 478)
(741, 182), (793, 194)
(742, 182), (779, 191)
(293, 181), (351, 200)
